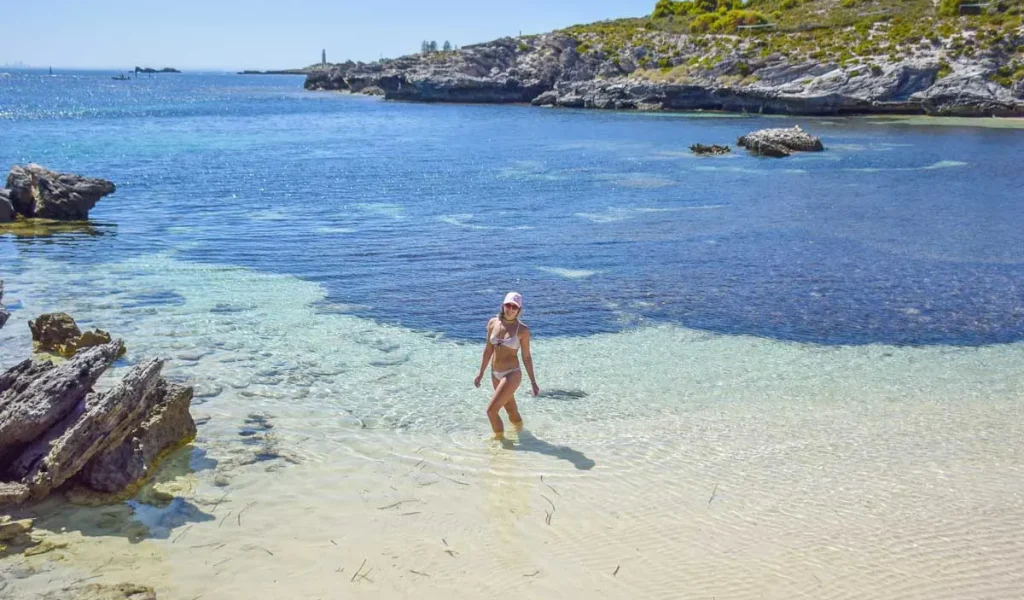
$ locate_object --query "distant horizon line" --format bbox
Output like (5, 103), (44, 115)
(0, 65), (323, 72)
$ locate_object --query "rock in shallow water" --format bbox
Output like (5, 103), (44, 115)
(0, 332), (196, 505)
(8, 359), (166, 499)
(29, 312), (82, 351)
(29, 312), (124, 358)
(0, 516), (34, 541)
(81, 380), (197, 493)
(737, 125), (824, 158)
(5, 163), (116, 220)
(0, 343), (123, 462)
(690, 143), (731, 156)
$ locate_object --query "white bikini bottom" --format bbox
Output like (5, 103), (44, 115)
(492, 367), (521, 380)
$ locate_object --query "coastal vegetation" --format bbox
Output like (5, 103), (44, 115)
(561, 0), (1024, 87)
(420, 40), (455, 53)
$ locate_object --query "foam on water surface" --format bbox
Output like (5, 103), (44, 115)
(535, 266), (599, 279)
(846, 159), (969, 173)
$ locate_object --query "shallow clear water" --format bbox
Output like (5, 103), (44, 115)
(2, 70), (1023, 600)
(3, 70), (1024, 346)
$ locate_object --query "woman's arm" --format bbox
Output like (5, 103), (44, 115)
(521, 329), (539, 396)
(474, 318), (496, 387)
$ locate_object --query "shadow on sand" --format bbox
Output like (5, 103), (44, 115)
(512, 429), (595, 471)
(4, 446), (216, 546)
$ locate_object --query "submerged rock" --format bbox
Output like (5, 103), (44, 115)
(23, 539), (67, 556)
(0, 515), (37, 556)
(6, 164), (116, 220)
(690, 143), (731, 156)
(737, 125), (824, 158)
(0, 482), (31, 505)
(29, 312), (82, 351)
(0, 219), (106, 238)
(0, 516), (34, 542)
(29, 312), (123, 358)
(0, 280), (9, 329)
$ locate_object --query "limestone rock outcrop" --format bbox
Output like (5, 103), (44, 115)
(0, 329), (195, 505)
(5, 164), (116, 220)
(305, 29), (1024, 117)
(737, 125), (825, 158)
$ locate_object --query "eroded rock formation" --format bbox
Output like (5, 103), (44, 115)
(737, 125), (825, 157)
(0, 329), (195, 505)
(3, 164), (116, 221)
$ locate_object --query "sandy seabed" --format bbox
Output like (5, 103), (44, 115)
(1, 255), (1023, 599)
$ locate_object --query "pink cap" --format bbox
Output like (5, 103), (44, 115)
(503, 292), (523, 308)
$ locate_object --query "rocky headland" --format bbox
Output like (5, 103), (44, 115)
(305, 0), (1024, 116)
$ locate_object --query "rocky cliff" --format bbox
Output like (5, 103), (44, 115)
(305, 2), (1024, 116)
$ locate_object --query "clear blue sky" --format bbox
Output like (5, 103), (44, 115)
(0, 0), (657, 70)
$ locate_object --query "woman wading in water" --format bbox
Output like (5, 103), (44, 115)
(474, 292), (539, 439)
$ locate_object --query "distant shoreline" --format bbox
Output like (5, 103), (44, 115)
(303, 0), (1024, 118)
(238, 69), (310, 75)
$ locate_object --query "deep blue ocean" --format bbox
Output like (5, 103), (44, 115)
(2, 69), (1022, 346)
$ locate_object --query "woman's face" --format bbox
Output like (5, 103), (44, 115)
(503, 303), (520, 318)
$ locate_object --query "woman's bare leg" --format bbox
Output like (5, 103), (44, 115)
(487, 371), (522, 437)
(492, 376), (523, 430)
(505, 398), (523, 431)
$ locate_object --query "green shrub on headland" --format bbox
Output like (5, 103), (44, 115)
(653, 0), (740, 18)
(691, 10), (770, 33)
(939, 0), (964, 18)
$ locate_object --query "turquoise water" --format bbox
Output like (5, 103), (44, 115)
(3, 70), (1024, 600)
(2, 70), (1023, 346)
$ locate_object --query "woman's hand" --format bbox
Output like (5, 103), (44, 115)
(531, 381), (540, 397)
(474, 374), (483, 388)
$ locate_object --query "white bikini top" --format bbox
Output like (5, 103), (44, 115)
(490, 320), (522, 350)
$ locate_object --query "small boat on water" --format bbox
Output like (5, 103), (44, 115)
(112, 74), (130, 80)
